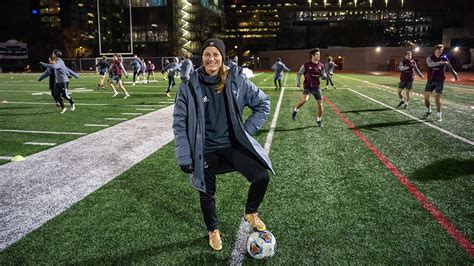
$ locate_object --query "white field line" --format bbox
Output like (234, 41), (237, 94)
(1, 101), (163, 107)
(340, 75), (473, 115)
(3, 90), (170, 95)
(24, 142), (56, 146)
(347, 88), (474, 146)
(230, 87), (285, 265)
(230, 220), (251, 266)
(259, 86), (298, 89)
(105, 118), (128, 121)
(121, 113), (142, 116)
(0, 129), (86, 136)
(84, 124), (109, 127)
(264, 87), (285, 153)
(253, 73), (264, 77)
(0, 156), (13, 160)
(136, 108), (156, 111)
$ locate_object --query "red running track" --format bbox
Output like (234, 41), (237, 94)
(324, 96), (474, 257)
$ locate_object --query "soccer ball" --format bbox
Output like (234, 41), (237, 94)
(246, 230), (276, 260)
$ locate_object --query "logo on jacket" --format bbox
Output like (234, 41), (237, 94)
(203, 96), (209, 103)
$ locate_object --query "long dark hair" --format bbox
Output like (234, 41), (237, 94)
(215, 64), (228, 95)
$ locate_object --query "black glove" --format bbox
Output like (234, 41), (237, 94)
(180, 164), (193, 174)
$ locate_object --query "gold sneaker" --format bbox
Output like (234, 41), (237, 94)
(244, 213), (266, 231)
(208, 229), (222, 251)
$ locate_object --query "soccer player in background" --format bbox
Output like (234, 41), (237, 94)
(173, 38), (272, 251)
(131, 54), (141, 86)
(146, 60), (156, 83)
(292, 48), (327, 127)
(108, 53), (130, 98)
(228, 55), (238, 67)
(139, 59), (146, 83)
(179, 51), (194, 82)
(324, 56), (338, 89)
(162, 57), (180, 97)
(397, 51), (424, 109)
(423, 44), (459, 121)
(38, 56), (59, 106)
(271, 58), (291, 90)
(161, 58), (170, 80)
(40, 50), (79, 114)
(96, 56), (110, 90)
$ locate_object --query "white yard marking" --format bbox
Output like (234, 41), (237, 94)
(136, 108), (156, 111)
(347, 88), (473, 146)
(2, 101), (162, 107)
(105, 118), (128, 121)
(0, 129), (86, 136)
(230, 87), (285, 265)
(24, 142), (57, 146)
(0, 156), (13, 160)
(84, 124), (109, 127)
(121, 113), (142, 116)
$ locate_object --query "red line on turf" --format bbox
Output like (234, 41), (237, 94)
(324, 97), (474, 258)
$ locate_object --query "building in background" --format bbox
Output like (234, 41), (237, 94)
(0, 0), (224, 70)
(129, 0), (224, 56)
(223, 0), (467, 61)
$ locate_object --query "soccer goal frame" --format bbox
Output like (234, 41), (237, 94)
(96, 0), (134, 56)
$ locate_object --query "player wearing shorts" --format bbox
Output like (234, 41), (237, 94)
(423, 44), (458, 121)
(108, 53), (130, 98)
(397, 51), (424, 109)
(292, 48), (326, 127)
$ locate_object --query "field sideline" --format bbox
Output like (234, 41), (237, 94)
(0, 72), (473, 263)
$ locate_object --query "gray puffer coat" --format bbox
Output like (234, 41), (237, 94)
(173, 65), (274, 193)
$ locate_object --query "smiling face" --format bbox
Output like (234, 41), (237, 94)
(202, 46), (222, 76)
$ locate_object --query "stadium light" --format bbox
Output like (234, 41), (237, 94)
(453, 46), (460, 52)
(339, 0), (342, 8)
(376, 47), (382, 52)
(414, 46), (420, 53)
(385, 0), (389, 7)
(354, 0), (357, 7)
(369, 0), (373, 7)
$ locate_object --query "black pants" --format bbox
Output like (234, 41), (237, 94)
(274, 78), (281, 89)
(200, 146), (270, 232)
(49, 77), (56, 102)
(53, 82), (74, 109)
(166, 75), (175, 93)
(133, 70), (139, 82)
(326, 74), (334, 86)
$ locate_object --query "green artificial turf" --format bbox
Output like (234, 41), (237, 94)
(0, 72), (472, 264)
